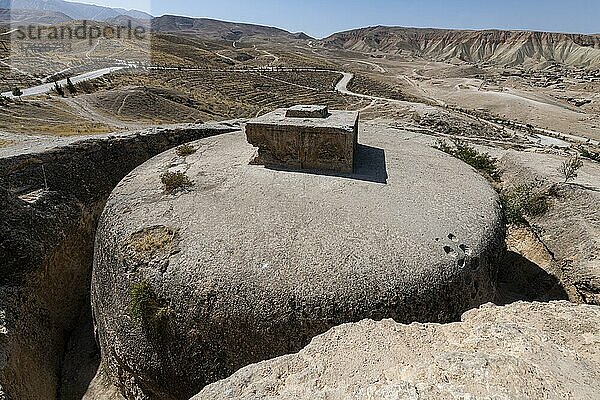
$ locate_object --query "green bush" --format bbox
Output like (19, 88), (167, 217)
(161, 171), (193, 193)
(129, 280), (170, 324)
(500, 184), (550, 225)
(435, 138), (500, 181)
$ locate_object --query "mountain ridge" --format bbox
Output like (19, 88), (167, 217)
(151, 14), (313, 42)
(321, 26), (600, 68)
(2, 0), (151, 21)
(0, 7), (72, 24)
(2, 1), (599, 68)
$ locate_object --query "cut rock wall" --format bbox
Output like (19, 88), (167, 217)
(0, 124), (235, 400)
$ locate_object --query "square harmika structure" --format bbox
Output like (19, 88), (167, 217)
(245, 105), (359, 173)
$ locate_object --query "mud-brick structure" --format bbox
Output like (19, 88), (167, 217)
(245, 105), (359, 173)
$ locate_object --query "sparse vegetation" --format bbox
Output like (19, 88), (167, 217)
(269, 71), (343, 91)
(0, 139), (11, 148)
(500, 183), (550, 225)
(579, 146), (600, 162)
(71, 68), (366, 121)
(66, 77), (77, 94)
(176, 143), (197, 157)
(0, 121), (111, 136)
(54, 82), (65, 97)
(434, 138), (455, 154)
(559, 155), (584, 183)
(435, 138), (500, 181)
(161, 171), (193, 193)
(128, 280), (171, 324)
(75, 80), (99, 94)
(347, 73), (429, 104)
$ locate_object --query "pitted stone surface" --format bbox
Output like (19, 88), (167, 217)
(92, 125), (505, 399)
(194, 301), (600, 400)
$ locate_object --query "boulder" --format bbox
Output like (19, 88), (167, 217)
(195, 301), (600, 400)
(92, 126), (505, 399)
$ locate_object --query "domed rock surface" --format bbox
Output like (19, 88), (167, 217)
(91, 125), (505, 399)
(194, 301), (600, 400)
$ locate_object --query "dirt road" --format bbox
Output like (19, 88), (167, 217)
(1, 66), (127, 98)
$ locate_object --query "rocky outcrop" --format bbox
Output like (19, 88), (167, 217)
(194, 301), (600, 399)
(497, 150), (600, 305)
(92, 125), (505, 399)
(0, 124), (235, 400)
(322, 27), (600, 68)
(0, 187), (103, 400)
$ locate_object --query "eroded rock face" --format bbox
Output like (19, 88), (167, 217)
(92, 127), (505, 399)
(194, 301), (600, 400)
(498, 151), (600, 305)
(0, 124), (234, 400)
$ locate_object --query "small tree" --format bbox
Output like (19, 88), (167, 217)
(54, 81), (65, 97)
(12, 87), (23, 97)
(66, 77), (77, 94)
(559, 155), (584, 183)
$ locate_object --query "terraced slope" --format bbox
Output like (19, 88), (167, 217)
(152, 15), (312, 42)
(78, 69), (357, 120)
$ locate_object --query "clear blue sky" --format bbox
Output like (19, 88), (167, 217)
(78, 0), (599, 38)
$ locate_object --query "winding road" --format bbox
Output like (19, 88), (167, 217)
(1, 66), (127, 98)
(335, 72), (428, 111)
(351, 59), (387, 73)
(3, 62), (596, 146)
(215, 52), (237, 64)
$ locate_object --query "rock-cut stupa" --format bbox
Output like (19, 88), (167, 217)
(91, 107), (505, 399)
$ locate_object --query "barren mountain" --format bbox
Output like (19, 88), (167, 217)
(0, 7), (71, 24)
(3, 0), (151, 21)
(322, 26), (600, 68)
(151, 14), (313, 42)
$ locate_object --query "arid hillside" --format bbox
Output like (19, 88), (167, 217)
(151, 15), (312, 42)
(6, 0), (151, 20)
(322, 27), (600, 68)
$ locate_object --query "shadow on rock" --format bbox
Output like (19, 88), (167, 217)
(495, 250), (569, 305)
(267, 144), (388, 184)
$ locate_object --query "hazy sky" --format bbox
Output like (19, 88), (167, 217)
(75, 0), (599, 38)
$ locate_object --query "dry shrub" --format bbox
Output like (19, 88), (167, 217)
(161, 171), (193, 193)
